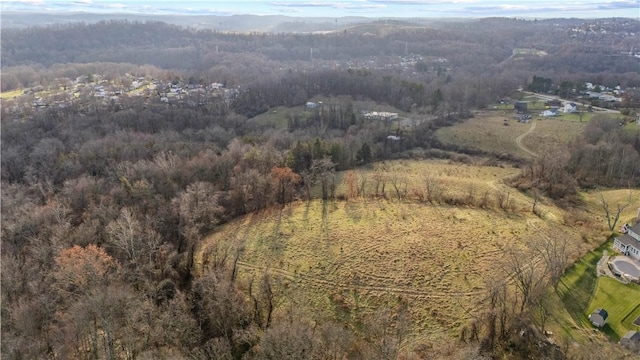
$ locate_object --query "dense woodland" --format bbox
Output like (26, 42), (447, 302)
(2, 18), (640, 359)
(3, 19), (640, 91)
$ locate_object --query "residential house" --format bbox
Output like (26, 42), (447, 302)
(620, 331), (640, 351)
(362, 111), (398, 121)
(514, 101), (527, 113)
(599, 94), (622, 102)
(614, 222), (640, 260)
(541, 109), (559, 117)
(545, 99), (561, 108)
(563, 103), (578, 113)
(589, 308), (608, 327)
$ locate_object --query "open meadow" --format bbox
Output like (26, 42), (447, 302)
(195, 160), (599, 343)
(435, 111), (623, 160)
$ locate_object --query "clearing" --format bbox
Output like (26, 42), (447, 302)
(436, 111), (617, 159)
(195, 160), (590, 340)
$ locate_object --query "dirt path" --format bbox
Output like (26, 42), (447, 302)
(515, 119), (539, 158)
(236, 260), (484, 299)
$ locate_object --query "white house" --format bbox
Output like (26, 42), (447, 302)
(614, 222), (640, 260)
(563, 103), (577, 113)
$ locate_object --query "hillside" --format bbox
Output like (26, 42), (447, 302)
(2, 15), (640, 359)
(195, 160), (607, 350)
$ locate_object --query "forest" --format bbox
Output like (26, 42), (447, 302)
(2, 17), (640, 359)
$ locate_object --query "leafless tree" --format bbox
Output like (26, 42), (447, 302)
(503, 246), (547, 313)
(495, 189), (511, 212)
(531, 188), (542, 216)
(425, 175), (443, 204)
(390, 172), (408, 201)
(106, 207), (161, 264)
(310, 157), (336, 201)
(373, 169), (387, 198)
(357, 170), (368, 198)
(531, 233), (573, 292)
(599, 189), (633, 231)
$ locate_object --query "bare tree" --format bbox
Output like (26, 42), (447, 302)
(390, 172), (408, 201)
(599, 189), (633, 231)
(310, 157), (336, 202)
(357, 170), (368, 198)
(106, 208), (144, 263)
(425, 175), (443, 204)
(364, 306), (408, 360)
(106, 208), (162, 265)
(531, 233), (573, 292)
(495, 189), (511, 211)
(373, 169), (387, 198)
(503, 246), (547, 313)
(531, 188), (541, 216)
(344, 171), (358, 200)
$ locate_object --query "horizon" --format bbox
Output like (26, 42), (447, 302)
(1, 0), (639, 19)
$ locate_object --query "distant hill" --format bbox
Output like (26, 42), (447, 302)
(0, 12), (376, 32)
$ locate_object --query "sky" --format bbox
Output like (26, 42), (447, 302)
(1, 0), (639, 18)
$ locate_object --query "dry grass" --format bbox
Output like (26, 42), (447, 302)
(436, 112), (620, 159)
(581, 189), (640, 226)
(195, 160), (594, 340)
(436, 112), (526, 156)
(521, 118), (586, 154)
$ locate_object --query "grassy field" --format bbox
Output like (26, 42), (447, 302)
(543, 229), (640, 352)
(247, 106), (298, 129)
(247, 97), (411, 130)
(195, 160), (590, 341)
(521, 118), (587, 155)
(581, 189), (640, 226)
(435, 111), (588, 158)
(0, 89), (24, 99)
(551, 241), (608, 344)
(587, 277), (640, 340)
(435, 111), (625, 159)
(436, 112), (529, 156)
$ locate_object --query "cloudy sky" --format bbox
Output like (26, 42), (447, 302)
(1, 0), (638, 18)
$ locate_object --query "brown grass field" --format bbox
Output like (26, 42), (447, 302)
(195, 160), (610, 344)
(435, 111), (607, 159)
(521, 118), (587, 155)
(198, 108), (639, 350)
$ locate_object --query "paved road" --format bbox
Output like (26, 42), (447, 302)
(521, 91), (620, 114)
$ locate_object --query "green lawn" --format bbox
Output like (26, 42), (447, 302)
(555, 112), (597, 123)
(623, 121), (640, 134)
(555, 237), (640, 341)
(555, 242), (602, 335)
(248, 106), (304, 129)
(586, 277), (640, 340)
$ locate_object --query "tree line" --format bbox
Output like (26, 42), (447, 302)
(3, 19), (639, 92)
